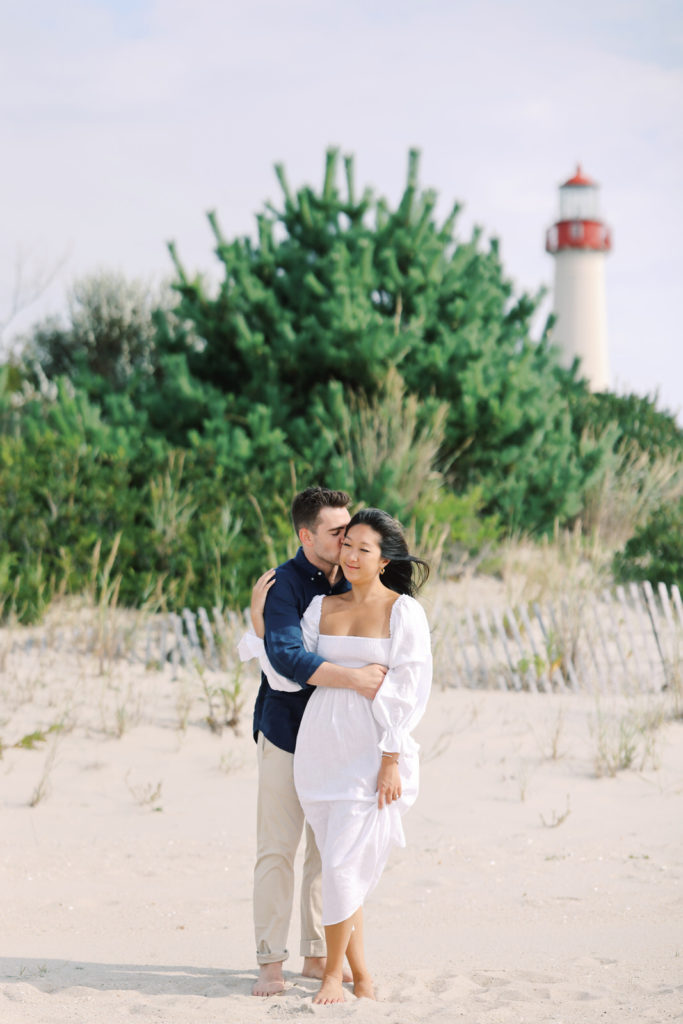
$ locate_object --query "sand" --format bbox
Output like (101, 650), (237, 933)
(1, 611), (682, 1024)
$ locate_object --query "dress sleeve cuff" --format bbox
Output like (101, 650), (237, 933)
(237, 631), (264, 662)
(377, 730), (419, 758)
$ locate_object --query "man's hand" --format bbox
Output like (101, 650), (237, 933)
(349, 663), (387, 700)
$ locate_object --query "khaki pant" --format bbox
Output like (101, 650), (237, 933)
(254, 732), (325, 964)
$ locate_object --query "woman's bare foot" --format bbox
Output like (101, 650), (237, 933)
(353, 972), (376, 1000)
(312, 973), (346, 1004)
(252, 962), (286, 997)
(302, 956), (352, 983)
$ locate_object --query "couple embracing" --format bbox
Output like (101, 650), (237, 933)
(239, 486), (432, 1004)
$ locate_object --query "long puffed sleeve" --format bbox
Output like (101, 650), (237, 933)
(237, 631), (300, 692)
(371, 595), (432, 755)
(237, 595), (323, 693)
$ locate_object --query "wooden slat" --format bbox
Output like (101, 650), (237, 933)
(478, 608), (508, 691)
(658, 583), (677, 665)
(671, 585), (683, 630)
(492, 607), (522, 691)
(452, 615), (472, 688)
(615, 584), (643, 689)
(198, 607), (219, 670)
(576, 597), (607, 695)
(506, 605), (538, 693)
(590, 595), (618, 694)
(643, 581), (668, 688)
(533, 601), (567, 692)
(628, 582), (656, 688)
(170, 612), (194, 669)
(602, 590), (631, 694)
(465, 608), (490, 689)
(518, 603), (551, 693)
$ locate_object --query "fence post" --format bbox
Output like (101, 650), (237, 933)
(518, 603), (551, 693)
(451, 615), (473, 688)
(478, 609), (508, 691)
(198, 607), (219, 670)
(492, 608), (522, 691)
(643, 581), (669, 688)
(506, 605), (538, 693)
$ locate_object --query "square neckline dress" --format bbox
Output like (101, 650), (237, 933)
(292, 593), (431, 926)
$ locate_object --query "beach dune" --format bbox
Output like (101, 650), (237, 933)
(1, 626), (682, 1023)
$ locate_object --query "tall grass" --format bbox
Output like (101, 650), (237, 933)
(337, 367), (450, 521)
(580, 431), (683, 554)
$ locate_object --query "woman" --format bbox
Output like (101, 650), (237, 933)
(241, 508), (432, 1004)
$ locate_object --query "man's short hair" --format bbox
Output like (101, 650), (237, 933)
(291, 486), (351, 533)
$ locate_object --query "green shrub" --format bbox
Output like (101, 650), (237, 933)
(613, 497), (683, 587)
(23, 272), (171, 389)
(0, 372), (299, 622)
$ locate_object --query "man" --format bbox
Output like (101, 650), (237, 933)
(251, 486), (387, 997)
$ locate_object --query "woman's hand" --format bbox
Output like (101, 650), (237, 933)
(376, 755), (402, 809)
(250, 569), (276, 638)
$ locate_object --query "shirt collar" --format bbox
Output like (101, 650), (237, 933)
(293, 546), (349, 590)
(293, 546), (328, 581)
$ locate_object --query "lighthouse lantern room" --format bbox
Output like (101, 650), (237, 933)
(546, 165), (612, 391)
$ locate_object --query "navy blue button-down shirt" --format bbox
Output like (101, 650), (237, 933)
(252, 547), (350, 753)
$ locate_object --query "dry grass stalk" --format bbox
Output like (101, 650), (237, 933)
(28, 725), (64, 807)
(591, 697), (664, 777)
(125, 771), (163, 810)
(540, 795), (571, 828)
(580, 434), (683, 553)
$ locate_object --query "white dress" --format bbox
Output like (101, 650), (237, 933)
(238, 592), (432, 926)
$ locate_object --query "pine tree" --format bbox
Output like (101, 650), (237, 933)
(168, 148), (592, 529)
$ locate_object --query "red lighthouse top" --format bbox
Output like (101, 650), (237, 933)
(546, 164), (611, 255)
(562, 164), (596, 188)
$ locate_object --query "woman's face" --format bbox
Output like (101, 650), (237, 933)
(340, 523), (389, 584)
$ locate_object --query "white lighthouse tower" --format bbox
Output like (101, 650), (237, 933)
(545, 165), (612, 391)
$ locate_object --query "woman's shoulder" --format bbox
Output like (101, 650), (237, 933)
(389, 593), (429, 629)
(304, 593), (325, 618)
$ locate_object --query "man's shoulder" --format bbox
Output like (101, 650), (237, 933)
(265, 550), (312, 616)
(273, 550), (309, 588)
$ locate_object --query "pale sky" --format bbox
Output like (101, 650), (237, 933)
(2, 1), (682, 420)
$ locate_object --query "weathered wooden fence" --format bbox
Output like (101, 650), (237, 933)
(2, 605), (247, 675)
(430, 581), (682, 695)
(4, 582), (681, 696)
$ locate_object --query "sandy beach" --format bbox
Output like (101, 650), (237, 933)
(1, 602), (682, 1024)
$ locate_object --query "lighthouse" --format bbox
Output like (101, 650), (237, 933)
(545, 165), (612, 391)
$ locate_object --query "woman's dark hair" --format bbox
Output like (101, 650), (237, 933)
(345, 508), (430, 597)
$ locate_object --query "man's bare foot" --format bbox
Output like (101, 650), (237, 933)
(353, 972), (376, 1000)
(252, 962), (286, 997)
(302, 956), (352, 983)
(312, 974), (346, 1004)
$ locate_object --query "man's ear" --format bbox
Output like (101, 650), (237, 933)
(298, 526), (312, 548)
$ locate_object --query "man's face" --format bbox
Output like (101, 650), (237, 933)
(304, 506), (351, 570)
